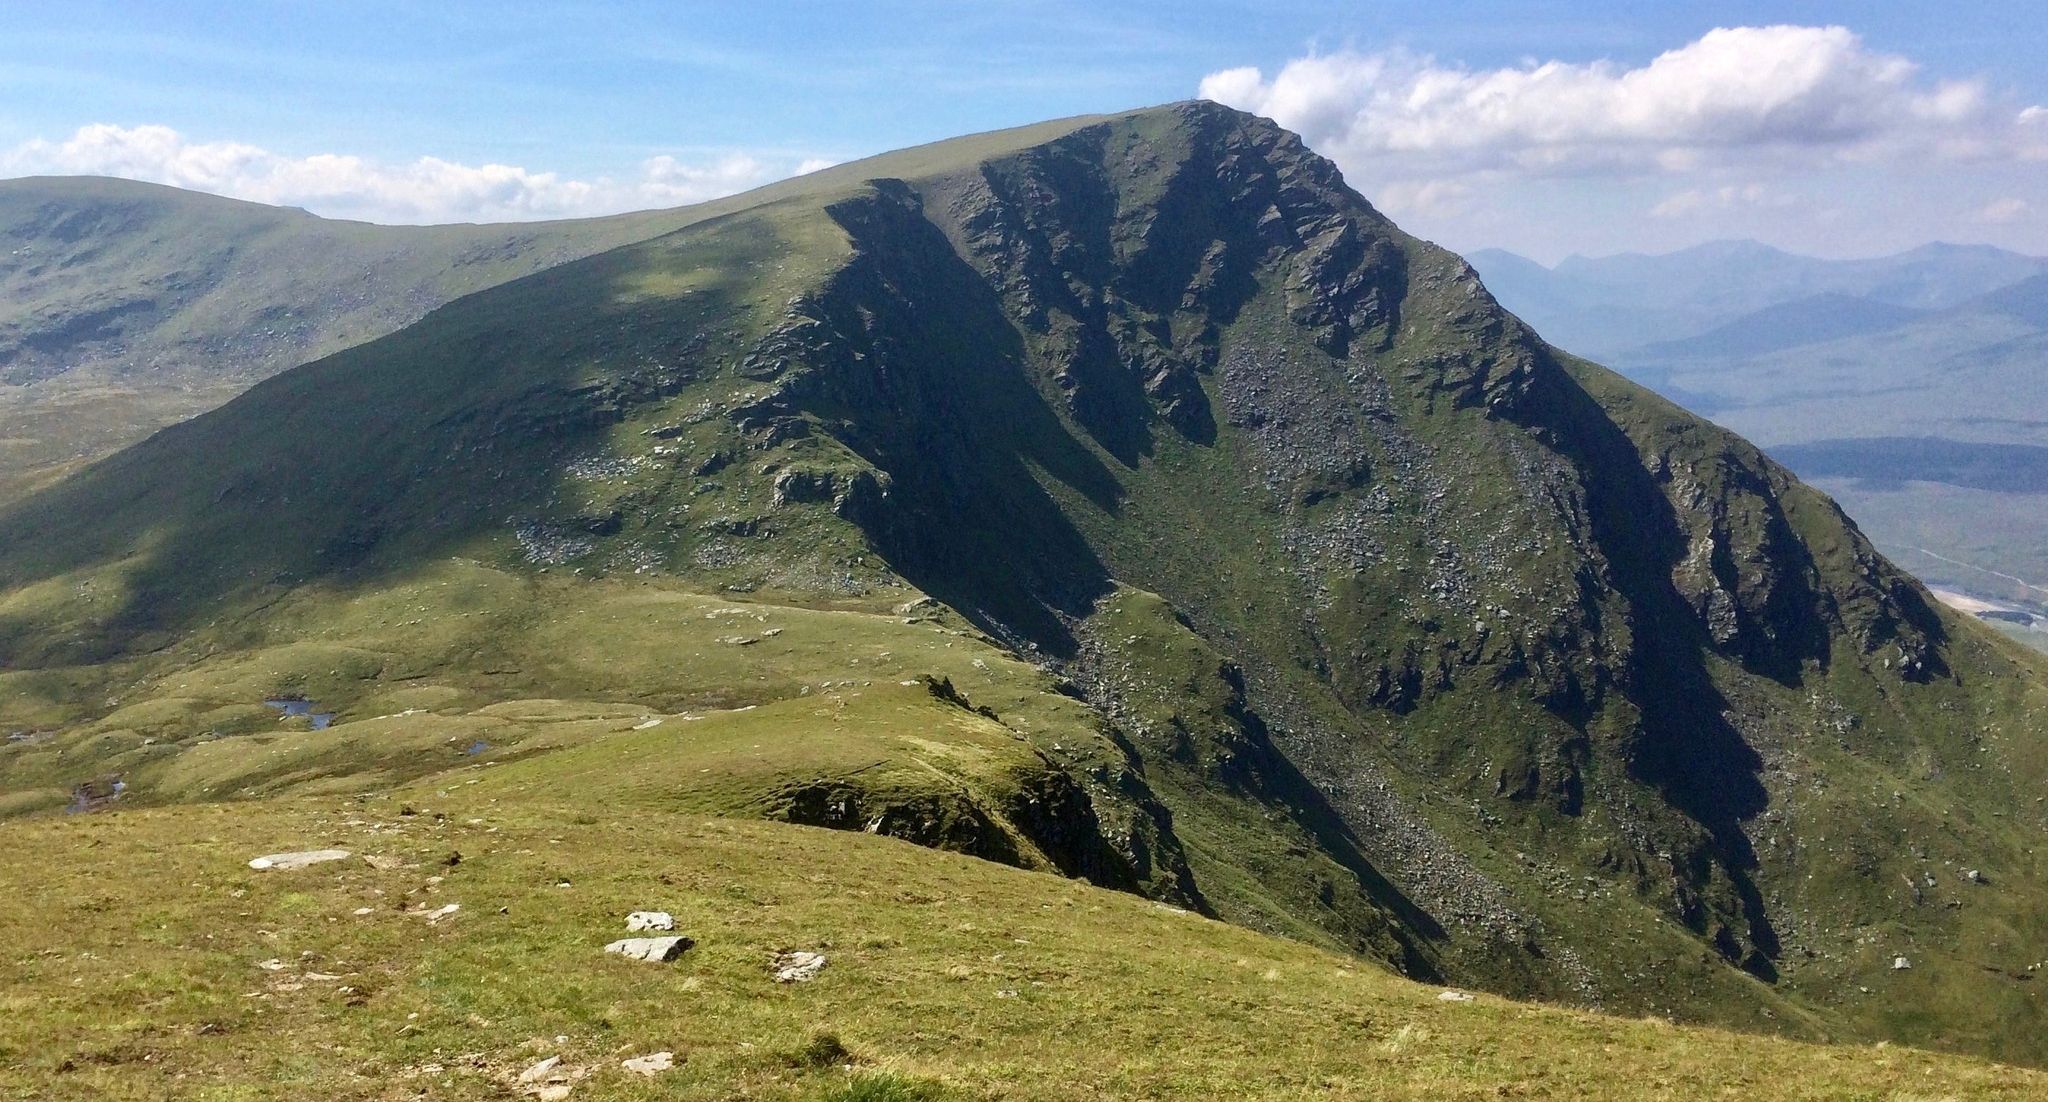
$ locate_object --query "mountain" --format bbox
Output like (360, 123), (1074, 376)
(1631, 292), (1930, 363)
(1612, 271), (2048, 612)
(1470, 243), (2048, 617)
(0, 177), (723, 502)
(1969, 269), (2048, 329)
(5, 100), (2048, 1084)
(1468, 240), (2045, 361)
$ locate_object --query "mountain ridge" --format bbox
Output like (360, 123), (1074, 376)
(5, 101), (2048, 1069)
(1468, 239), (2046, 360)
(1470, 237), (2048, 619)
(0, 115), (1120, 501)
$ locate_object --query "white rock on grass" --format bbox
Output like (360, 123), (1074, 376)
(605, 936), (693, 963)
(621, 1051), (676, 1076)
(774, 950), (827, 983)
(248, 849), (351, 871)
(518, 1056), (562, 1083)
(1437, 990), (1475, 1002)
(625, 911), (675, 932)
(517, 1054), (586, 1100)
(1893, 956), (1913, 970)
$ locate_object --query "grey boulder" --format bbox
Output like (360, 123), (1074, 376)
(248, 849), (352, 871)
(605, 936), (694, 963)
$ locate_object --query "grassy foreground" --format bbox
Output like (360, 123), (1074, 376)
(4, 795), (2042, 1101)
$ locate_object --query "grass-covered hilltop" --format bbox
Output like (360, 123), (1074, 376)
(0, 176), (731, 503)
(3, 102), (2046, 1098)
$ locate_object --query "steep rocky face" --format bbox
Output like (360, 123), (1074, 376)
(3, 103), (2044, 1058)
(703, 104), (2031, 1029)
(714, 104), (1950, 981)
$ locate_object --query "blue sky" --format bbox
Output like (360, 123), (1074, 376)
(3, 2), (2044, 260)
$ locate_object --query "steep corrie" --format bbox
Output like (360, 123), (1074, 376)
(2, 103), (2046, 1060)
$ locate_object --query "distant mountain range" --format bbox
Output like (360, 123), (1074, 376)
(10, 104), (2048, 1072)
(1470, 241), (2048, 617)
(1468, 240), (2046, 362)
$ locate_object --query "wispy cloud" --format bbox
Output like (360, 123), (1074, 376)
(1649, 184), (1795, 220)
(1974, 197), (2032, 224)
(0, 124), (826, 223)
(1200, 25), (2048, 256)
(1201, 26), (2037, 177)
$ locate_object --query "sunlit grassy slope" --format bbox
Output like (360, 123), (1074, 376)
(6, 100), (2048, 1090)
(0, 117), (1116, 503)
(0, 178), (699, 502)
(7, 797), (2045, 1102)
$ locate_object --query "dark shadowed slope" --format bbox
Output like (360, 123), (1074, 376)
(0, 125), (1119, 501)
(5, 102), (2048, 1068)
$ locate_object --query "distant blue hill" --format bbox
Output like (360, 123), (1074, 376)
(1630, 292), (1930, 362)
(1467, 239), (2048, 611)
(1469, 240), (2045, 361)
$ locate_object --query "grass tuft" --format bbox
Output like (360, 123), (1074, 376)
(791, 1030), (856, 1069)
(809, 1071), (948, 1102)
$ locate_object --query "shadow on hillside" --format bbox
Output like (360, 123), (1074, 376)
(0, 215), (778, 667)
(1219, 665), (1450, 975)
(1524, 347), (1783, 977)
(804, 182), (1131, 654)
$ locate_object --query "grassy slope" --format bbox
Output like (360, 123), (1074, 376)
(0, 119), (1115, 503)
(4, 102), (2048, 1079)
(0, 559), (1136, 851)
(1568, 355), (2048, 1058)
(896, 119), (2048, 1058)
(1071, 290), (2048, 1055)
(6, 797), (2044, 1101)
(0, 178), (701, 502)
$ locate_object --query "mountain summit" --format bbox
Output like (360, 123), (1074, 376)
(4, 102), (2046, 1063)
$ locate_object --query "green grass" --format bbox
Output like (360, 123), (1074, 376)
(5, 99), (2048, 1080)
(0, 111), (1121, 508)
(0, 559), (1160, 874)
(811, 1074), (949, 1102)
(4, 797), (2043, 1101)
(0, 177), (725, 506)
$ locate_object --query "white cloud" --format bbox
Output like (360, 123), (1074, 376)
(1649, 184), (1791, 219)
(1200, 25), (2048, 258)
(0, 123), (823, 223)
(1200, 26), (2009, 178)
(1373, 179), (1474, 219)
(1974, 197), (2031, 224)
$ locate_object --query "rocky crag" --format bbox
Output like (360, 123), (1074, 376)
(3, 102), (2045, 1062)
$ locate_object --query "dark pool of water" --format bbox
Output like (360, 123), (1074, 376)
(265, 699), (335, 730)
(67, 777), (124, 814)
